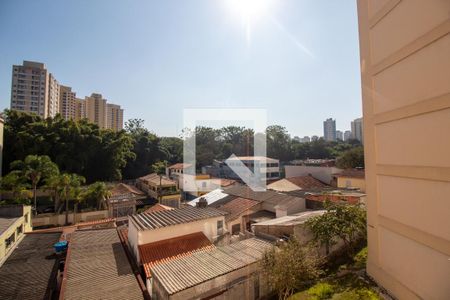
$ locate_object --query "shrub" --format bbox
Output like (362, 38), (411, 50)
(307, 283), (335, 300)
(331, 288), (379, 300)
(353, 247), (368, 269)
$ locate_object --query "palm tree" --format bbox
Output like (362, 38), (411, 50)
(44, 174), (64, 213)
(85, 182), (111, 210)
(59, 173), (86, 225)
(10, 155), (59, 214)
(0, 171), (32, 204)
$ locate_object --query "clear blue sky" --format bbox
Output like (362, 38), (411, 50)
(0, 0), (362, 137)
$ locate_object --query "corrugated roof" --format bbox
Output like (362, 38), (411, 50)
(188, 189), (230, 206)
(223, 185), (303, 208)
(111, 183), (145, 197)
(62, 229), (143, 300)
(168, 163), (192, 169)
(144, 203), (174, 213)
(151, 238), (273, 295)
(0, 233), (61, 299)
(252, 210), (326, 226)
(139, 232), (214, 279)
(130, 206), (226, 231)
(139, 173), (176, 186)
(216, 197), (261, 221)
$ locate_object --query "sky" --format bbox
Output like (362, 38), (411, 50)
(0, 0), (362, 138)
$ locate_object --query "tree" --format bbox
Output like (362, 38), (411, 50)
(261, 239), (322, 300)
(306, 201), (366, 255)
(0, 171), (32, 205)
(10, 155), (59, 214)
(266, 125), (293, 161)
(336, 147), (365, 169)
(83, 182), (111, 210)
(58, 173), (86, 225)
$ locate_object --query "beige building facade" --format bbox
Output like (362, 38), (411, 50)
(59, 85), (77, 120)
(357, 1), (450, 299)
(85, 93), (108, 128)
(106, 103), (124, 131)
(10, 61), (60, 118)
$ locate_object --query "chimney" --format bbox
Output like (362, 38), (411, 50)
(196, 197), (208, 208)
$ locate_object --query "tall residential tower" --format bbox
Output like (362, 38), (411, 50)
(323, 118), (336, 141)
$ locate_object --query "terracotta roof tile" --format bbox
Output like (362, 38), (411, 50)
(144, 203), (174, 213)
(334, 169), (365, 179)
(139, 232), (214, 278)
(111, 183), (146, 197)
(168, 163), (192, 169)
(286, 175), (328, 189)
(216, 197), (260, 221)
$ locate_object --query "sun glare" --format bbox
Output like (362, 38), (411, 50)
(228, 0), (273, 20)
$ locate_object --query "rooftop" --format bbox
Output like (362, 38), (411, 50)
(286, 175), (328, 189)
(139, 232), (214, 279)
(0, 233), (61, 299)
(334, 169), (365, 179)
(111, 183), (146, 197)
(62, 228), (142, 300)
(224, 185), (304, 208)
(0, 217), (19, 236)
(216, 197), (261, 221)
(139, 173), (177, 186)
(151, 238), (273, 295)
(144, 203), (174, 213)
(226, 156), (279, 162)
(168, 163), (192, 169)
(252, 210), (326, 227)
(130, 206), (227, 231)
(188, 188), (230, 207)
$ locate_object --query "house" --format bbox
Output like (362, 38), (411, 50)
(136, 173), (181, 208)
(187, 188), (233, 207)
(204, 156), (280, 181)
(61, 228), (144, 300)
(267, 175), (329, 192)
(252, 210), (326, 242)
(139, 232), (215, 292)
(127, 206), (227, 264)
(150, 238), (273, 300)
(175, 173), (237, 200)
(333, 169), (366, 192)
(0, 205), (32, 263)
(0, 232), (61, 299)
(144, 203), (174, 213)
(108, 183), (146, 218)
(215, 197), (262, 234)
(285, 165), (343, 185)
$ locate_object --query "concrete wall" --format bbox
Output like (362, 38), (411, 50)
(31, 210), (109, 228)
(337, 177), (366, 192)
(128, 215), (225, 263)
(0, 206), (32, 263)
(357, 1), (450, 299)
(284, 165), (342, 184)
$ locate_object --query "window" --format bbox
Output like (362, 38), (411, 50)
(217, 220), (223, 234)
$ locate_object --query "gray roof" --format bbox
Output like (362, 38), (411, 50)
(130, 206), (227, 231)
(224, 185), (303, 207)
(0, 233), (61, 299)
(63, 228), (143, 300)
(151, 238), (273, 295)
(252, 210), (326, 226)
(0, 217), (19, 236)
(188, 189), (230, 206)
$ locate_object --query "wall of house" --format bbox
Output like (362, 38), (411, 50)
(285, 166), (343, 185)
(31, 210), (109, 228)
(337, 177), (366, 192)
(357, 1), (450, 299)
(0, 206), (32, 263)
(128, 216), (225, 263)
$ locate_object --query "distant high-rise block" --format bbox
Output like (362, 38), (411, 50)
(10, 61), (60, 118)
(344, 130), (352, 141)
(59, 85), (77, 120)
(107, 103), (124, 131)
(336, 130), (343, 141)
(323, 118), (336, 141)
(351, 117), (363, 144)
(85, 93), (108, 128)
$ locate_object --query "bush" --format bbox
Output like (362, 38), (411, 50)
(307, 283), (335, 300)
(353, 247), (368, 269)
(331, 288), (379, 300)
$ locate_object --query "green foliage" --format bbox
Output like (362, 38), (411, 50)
(0, 171), (32, 204)
(306, 201), (367, 255)
(3, 110), (134, 183)
(307, 283), (335, 300)
(83, 182), (111, 210)
(262, 239), (322, 300)
(353, 247), (368, 269)
(331, 289), (379, 300)
(336, 147), (364, 169)
(151, 160), (168, 175)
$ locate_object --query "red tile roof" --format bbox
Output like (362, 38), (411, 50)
(168, 163), (192, 169)
(144, 203), (174, 213)
(334, 169), (365, 179)
(110, 183), (145, 197)
(286, 175), (328, 189)
(139, 232), (214, 278)
(217, 197), (261, 221)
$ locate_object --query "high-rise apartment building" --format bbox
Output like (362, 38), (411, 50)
(10, 61), (60, 118)
(351, 117), (364, 144)
(336, 130), (343, 141)
(59, 85), (77, 120)
(323, 118), (336, 141)
(357, 0), (449, 299)
(344, 130), (352, 141)
(85, 93), (107, 129)
(107, 103), (124, 131)
(75, 98), (87, 121)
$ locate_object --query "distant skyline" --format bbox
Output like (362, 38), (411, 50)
(0, 0), (362, 137)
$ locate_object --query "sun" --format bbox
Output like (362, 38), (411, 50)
(227, 0), (273, 20)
